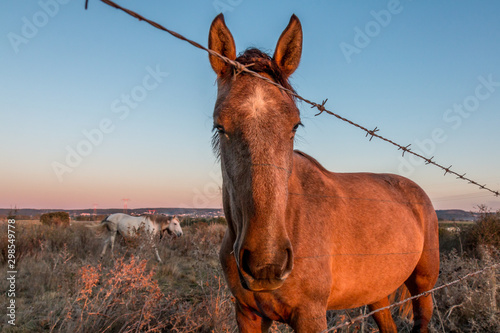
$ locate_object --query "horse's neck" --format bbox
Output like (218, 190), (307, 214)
(289, 152), (325, 192)
(144, 217), (157, 229)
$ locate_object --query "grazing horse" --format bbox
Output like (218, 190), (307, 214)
(208, 14), (439, 332)
(99, 213), (183, 263)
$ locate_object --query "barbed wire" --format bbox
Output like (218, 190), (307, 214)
(322, 262), (500, 332)
(90, 0), (499, 197)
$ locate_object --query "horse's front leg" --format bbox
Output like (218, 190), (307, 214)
(289, 306), (327, 333)
(153, 245), (162, 263)
(109, 233), (116, 257)
(100, 236), (110, 259)
(368, 297), (397, 333)
(151, 234), (162, 263)
(235, 301), (272, 333)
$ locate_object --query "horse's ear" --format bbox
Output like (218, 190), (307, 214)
(273, 14), (302, 77)
(209, 14), (236, 77)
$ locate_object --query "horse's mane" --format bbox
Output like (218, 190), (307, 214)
(294, 150), (331, 174)
(222, 48), (296, 98)
(143, 214), (171, 225)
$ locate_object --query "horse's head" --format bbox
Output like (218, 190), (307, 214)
(159, 216), (183, 239)
(209, 14), (302, 292)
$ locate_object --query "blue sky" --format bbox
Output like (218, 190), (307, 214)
(1, 0), (499, 211)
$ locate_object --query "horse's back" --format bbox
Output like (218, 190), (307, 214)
(106, 213), (151, 236)
(292, 150), (436, 222)
(292, 150), (436, 229)
(290, 151), (438, 308)
(106, 213), (130, 223)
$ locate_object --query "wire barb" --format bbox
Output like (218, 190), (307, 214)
(233, 62), (255, 76)
(365, 127), (380, 141)
(313, 99), (329, 116)
(443, 165), (453, 176)
(398, 144), (412, 157)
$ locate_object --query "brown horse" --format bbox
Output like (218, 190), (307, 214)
(208, 14), (439, 332)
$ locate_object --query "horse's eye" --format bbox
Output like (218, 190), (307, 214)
(292, 122), (302, 133)
(214, 124), (225, 134)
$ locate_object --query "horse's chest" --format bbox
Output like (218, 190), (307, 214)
(250, 293), (293, 321)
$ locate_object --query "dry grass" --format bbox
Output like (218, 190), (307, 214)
(0, 213), (498, 332)
(54, 257), (167, 332)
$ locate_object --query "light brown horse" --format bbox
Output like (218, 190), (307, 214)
(209, 14), (439, 332)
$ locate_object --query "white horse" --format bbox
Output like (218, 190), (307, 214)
(98, 213), (183, 263)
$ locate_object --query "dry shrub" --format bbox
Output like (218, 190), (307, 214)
(169, 222), (225, 258)
(164, 273), (236, 332)
(0, 222), (102, 265)
(439, 226), (464, 254)
(431, 250), (500, 332)
(464, 208), (500, 255)
(54, 256), (167, 332)
(40, 212), (70, 227)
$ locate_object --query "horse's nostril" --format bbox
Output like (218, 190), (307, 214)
(240, 249), (253, 277)
(240, 247), (293, 281)
(283, 247), (293, 277)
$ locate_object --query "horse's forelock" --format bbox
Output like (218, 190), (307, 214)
(221, 48), (296, 98)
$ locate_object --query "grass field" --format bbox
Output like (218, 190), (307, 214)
(439, 220), (475, 227)
(1, 214), (498, 332)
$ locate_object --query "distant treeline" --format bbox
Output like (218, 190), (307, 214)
(0, 207), (224, 219)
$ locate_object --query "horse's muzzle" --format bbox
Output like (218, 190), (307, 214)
(161, 230), (183, 239)
(237, 247), (293, 292)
